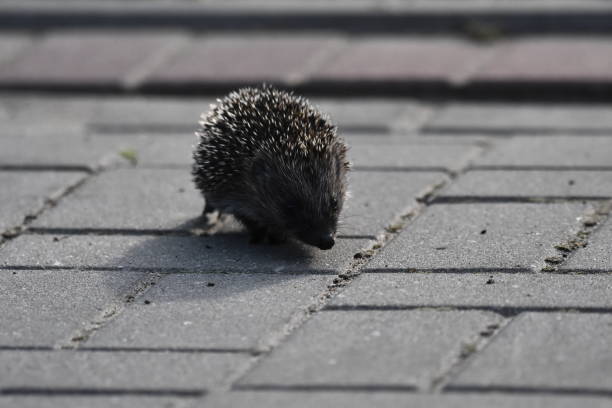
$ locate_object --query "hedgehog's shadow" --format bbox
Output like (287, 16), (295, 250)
(107, 216), (334, 303)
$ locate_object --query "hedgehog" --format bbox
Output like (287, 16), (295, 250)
(192, 86), (349, 250)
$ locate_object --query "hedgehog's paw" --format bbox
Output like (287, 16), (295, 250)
(248, 226), (267, 244)
(266, 230), (287, 245)
(201, 202), (220, 226)
(203, 211), (220, 227)
(239, 218), (266, 244)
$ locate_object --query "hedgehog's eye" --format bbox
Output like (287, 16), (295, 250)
(330, 198), (339, 211)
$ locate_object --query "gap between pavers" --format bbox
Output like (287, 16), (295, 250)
(329, 273), (612, 311)
(560, 216), (612, 271)
(365, 202), (590, 272)
(0, 269), (147, 347)
(0, 171), (87, 234)
(0, 233), (370, 274)
(28, 167), (448, 238)
(448, 312), (612, 391)
(85, 272), (334, 350)
(236, 310), (502, 391)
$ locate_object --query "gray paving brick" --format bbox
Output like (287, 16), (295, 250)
(349, 142), (480, 171)
(330, 273), (612, 309)
(239, 310), (501, 389)
(427, 103), (612, 132)
(89, 98), (429, 133)
(451, 312), (612, 390)
(0, 171), (86, 233)
(93, 133), (195, 167)
(91, 133), (419, 173)
(474, 136), (612, 167)
(314, 100), (431, 132)
(87, 97), (212, 128)
(95, 133), (485, 172)
(366, 203), (589, 271)
(475, 39), (612, 81)
(32, 169), (202, 230)
(343, 171), (447, 236)
(439, 170), (612, 198)
(88, 273), (331, 349)
(0, 95), (207, 131)
(0, 131), (133, 169)
(313, 39), (491, 83)
(204, 392), (612, 408)
(0, 269), (146, 346)
(346, 133), (490, 146)
(0, 234), (369, 273)
(0, 396), (194, 408)
(0, 95), (99, 126)
(561, 217), (612, 271)
(98, 133), (484, 170)
(0, 350), (244, 390)
(149, 35), (337, 84)
(30, 165), (445, 238)
(2, 95), (427, 133)
(0, 32), (185, 85)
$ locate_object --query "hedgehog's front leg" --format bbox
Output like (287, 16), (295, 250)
(238, 216), (267, 244)
(201, 199), (220, 226)
(266, 230), (287, 245)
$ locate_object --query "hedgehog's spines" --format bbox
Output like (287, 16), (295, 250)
(192, 85), (349, 249)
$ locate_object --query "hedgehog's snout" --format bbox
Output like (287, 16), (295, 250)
(295, 227), (336, 250)
(317, 234), (335, 250)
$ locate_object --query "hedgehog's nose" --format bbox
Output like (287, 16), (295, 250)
(317, 235), (335, 250)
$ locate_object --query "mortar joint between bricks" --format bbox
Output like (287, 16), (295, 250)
(0, 172), (91, 248)
(60, 273), (163, 349)
(417, 101), (452, 131)
(429, 314), (515, 393)
(227, 177), (452, 390)
(541, 199), (612, 273)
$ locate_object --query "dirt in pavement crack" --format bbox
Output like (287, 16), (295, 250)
(541, 200), (612, 272)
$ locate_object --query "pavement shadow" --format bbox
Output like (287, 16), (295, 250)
(105, 216), (336, 303)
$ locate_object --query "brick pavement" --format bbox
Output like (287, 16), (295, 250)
(1, 94), (611, 408)
(3, 0), (612, 35)
(1, 3), (612, 405)
(1, 32), (612, 99)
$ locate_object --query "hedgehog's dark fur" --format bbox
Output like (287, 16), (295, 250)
(192, 86), (349, 250)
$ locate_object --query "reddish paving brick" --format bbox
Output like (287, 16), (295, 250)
(475, 38), (612, 81)
(0, 32), (184, 86)
(312, 38), (493, 83)
(149, 35), (340, 84)
(0, 35), (31, 66)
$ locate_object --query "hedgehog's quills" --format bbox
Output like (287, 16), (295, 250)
(192, 85), (350, 250)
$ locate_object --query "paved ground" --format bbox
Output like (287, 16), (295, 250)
(3, 0), (612, 35)
(1, 32), (612, 99)
(1, 94), (611, 407)
(1, 2), (612, 407)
